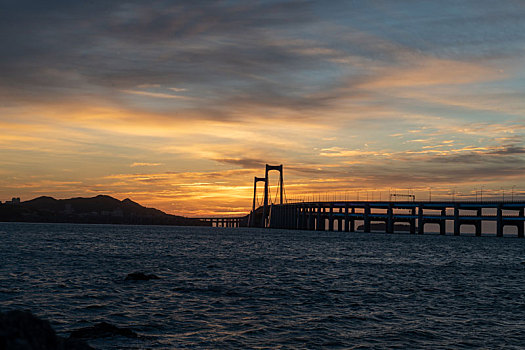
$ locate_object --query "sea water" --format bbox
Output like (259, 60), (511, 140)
(1, 222), (525, 349)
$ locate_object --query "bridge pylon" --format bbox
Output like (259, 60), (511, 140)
(249, 176), (267, 227)
(262, 164), (284, 227)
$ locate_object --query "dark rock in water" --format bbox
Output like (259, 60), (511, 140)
(69, 322), (137, 339)
(125, 272), (160, 281)
(0, 310), (93, 349)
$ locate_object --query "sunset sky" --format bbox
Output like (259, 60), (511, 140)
(1, 0), (524, 216)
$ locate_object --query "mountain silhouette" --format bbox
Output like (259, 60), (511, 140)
(0, 195), (208, 226)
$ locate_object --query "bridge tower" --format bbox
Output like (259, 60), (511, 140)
(262, 164), (284, 227)
(249, 176), (267, 227)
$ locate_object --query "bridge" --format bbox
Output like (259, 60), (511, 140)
(199, 164), (525, 236)
(267, 200), (525, 237)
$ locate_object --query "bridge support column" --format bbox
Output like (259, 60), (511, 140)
(519, 208), (524, 238)
(418, 205), (424, 234)
(350, 207), (355, 232)
(339, 208), (344, 232)
(294, 205), (299, 229)
(268, 205), (274, 228)
(364, 205), (371, 233)
(497, 204), (503, 237)
(304, 206), (308, 230)
(293, 205), (297, 229)
(316, 203), (323, 231)
(300, 205), (306, 230)
(303, 206), (308, 230)
(440, 209), (447, 235)
(309, 204), (316, 231)
(344, 204), (349, 232)
(304, 205), (308, 230)
(284, 205), (289, 229)
(387, 204), (394, 233)
(278, 205), (283, 229)
(281, 205), (286, 229)
(283, 205), (288, 229)
(281, 205), (285, 229)
(329, 204), (334, 231)
(475, 209), (482, 236)
(410, 207), (416, 234)
(454, 205), (460, 236)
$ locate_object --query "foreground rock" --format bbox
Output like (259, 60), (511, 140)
(69, 322), (137, 339)
(125, 272), (160, 281)
(0, 310), (93, 349)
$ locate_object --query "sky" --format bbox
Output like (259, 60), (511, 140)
(1, 0), (524, 216)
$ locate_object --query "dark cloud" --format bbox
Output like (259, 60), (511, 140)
(336, 157), (525, 186)
(488, 145), (525, 155)
(0, 0), (318, 106)
(319, 0), (525, 60)
(2, 0), (525, 123)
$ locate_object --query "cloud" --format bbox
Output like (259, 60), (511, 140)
(121, 90), (193, 100)
(130, 162), (163, 167)
(1, 0), (525, 212)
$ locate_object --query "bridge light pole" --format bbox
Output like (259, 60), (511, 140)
(480, 185), (484, 203)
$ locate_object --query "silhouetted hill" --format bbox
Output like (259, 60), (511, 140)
(0, 195), (209, 226)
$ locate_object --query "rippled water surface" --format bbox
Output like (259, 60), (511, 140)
(1, 222), (525, 349)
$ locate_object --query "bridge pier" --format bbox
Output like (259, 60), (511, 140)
(410, 207), (417, 234)
(300, 205), (306, 230)
(350, 208), (355, 232)
(340, 218), (344, 232)
(316, 203), (322, 231)
(440, 209), (446, 235)
(475, 209), (482, 236)
(311, 205), (315, 230)
(344, 204), (349, 232)
(293, 204), (299, 229)
(418, 205), (424, 234)
(329, 203), (334, 231)
(519, 208), (524, 238)
(387, 204), (394, 233)
(303, 205), (308, 230)
(364, 204), (371, 233)
(497, 205), (503, 237)
(454, 205), (460, 236)
(306, 205), (310, 230)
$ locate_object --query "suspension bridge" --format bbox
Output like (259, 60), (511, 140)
(200, 164), (525, 236)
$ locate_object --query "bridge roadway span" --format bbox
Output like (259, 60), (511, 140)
(268, 201), (525, 237)
(198, 217), (243, 228)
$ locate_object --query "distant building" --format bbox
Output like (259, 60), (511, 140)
(5, 197), (21, 205)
